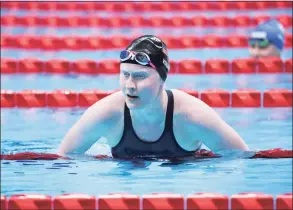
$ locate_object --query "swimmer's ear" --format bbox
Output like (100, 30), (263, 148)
(159, 76), (165, 84)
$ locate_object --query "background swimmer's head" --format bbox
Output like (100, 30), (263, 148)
(119, 35), (170, 110)
(248, 19), (285, 59)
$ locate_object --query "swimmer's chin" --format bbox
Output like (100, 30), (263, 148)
(126, 103), (143, 110)
(125, 98), (144, 110)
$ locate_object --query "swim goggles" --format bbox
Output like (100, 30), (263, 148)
(120, 50), (156, 69)
(248, 39), (271, 48)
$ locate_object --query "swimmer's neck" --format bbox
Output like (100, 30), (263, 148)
(129, 90), (167, 125)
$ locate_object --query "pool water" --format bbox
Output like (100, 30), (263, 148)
(1, 7), (292, 198)
(1, 107), (292, 196)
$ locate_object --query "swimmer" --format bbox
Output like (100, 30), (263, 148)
(248, 19), (285, 59)
(57, 35), (249, 159)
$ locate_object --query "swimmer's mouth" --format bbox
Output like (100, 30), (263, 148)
(127, 94), (139, 99)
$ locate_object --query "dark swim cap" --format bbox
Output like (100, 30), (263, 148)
(121, 35), (170, 81)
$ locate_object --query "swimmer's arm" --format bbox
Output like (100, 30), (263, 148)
(184, 99), (250, 152)
(57, 99), (118, 156)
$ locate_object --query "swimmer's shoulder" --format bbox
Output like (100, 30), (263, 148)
(170, 89), (217, 122)
(84, 91), (125, 122)
(170, 89), (211, 110)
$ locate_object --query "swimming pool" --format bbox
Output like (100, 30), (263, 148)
(1, 2), (292, 209)
(1, 73), (292, 197)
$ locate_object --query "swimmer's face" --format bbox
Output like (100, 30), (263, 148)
(119, 63), (163, 110)
(248, 42), (280, 59)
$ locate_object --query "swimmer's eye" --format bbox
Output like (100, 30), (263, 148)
(258, 45), (269, 49)
(250, 44), (256, 48)
(134, 73), (147, 79)
(123, 72), (130, 77)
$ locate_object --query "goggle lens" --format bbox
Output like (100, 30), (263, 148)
(120, 50), (154, 68)
(249, 39), (270, 48)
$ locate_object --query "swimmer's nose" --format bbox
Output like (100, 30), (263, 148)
(125, 78), (136, 93)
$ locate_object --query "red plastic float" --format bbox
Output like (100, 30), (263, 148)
(71, 60), (99, 74)
(53, 194), (96, 210)
(1, 196), (7, 210)
(18, 58), (43, 73)
(8, 194), (52, 210)
(44, 59), (71, 74)
(142, 193), (184, 210)
(47, 90), (78, 107)
(263, 89), (292, 107)
(1, 90), (16, 108)
(227, 35), (248, 47)
(200, 89), (230, 107)
(231, 89), (261, 107)
(1, 58), (18, 74)
(231, 58), (257, 74)
(187, 193), (229, 210)
(205, 59), (230, 74)
(16, 90), (46, 108)
(258, 57), (283, 73)
(98, 194), (140, 210)
(231, 193), (273, 210)
(276, 193), (293, 210)
(98, 60), (120, 74)
(178, 59), (202, 74)
(78, 90), (115, 107)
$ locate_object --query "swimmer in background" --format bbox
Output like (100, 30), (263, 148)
(248, 19), (285, 58)
(57, 35), (249, 159)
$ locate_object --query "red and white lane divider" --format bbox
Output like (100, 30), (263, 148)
(1, 149), (292, 209)
(1, 58), (292, 74)
(1, 15), (292, 28)
(0, 192), (292, 210)
(1, 89), (292, 108)
(1, 34), (292, 50)
(1, 1), (292, 11)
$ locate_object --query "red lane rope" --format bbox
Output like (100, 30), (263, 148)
(1, 34), (292, 50)
(1, 15), (292, 28)
(1, 58), (292, 74)
(1, 2), (292, 11)
(0, 152), (67, 160)
(1, 149), (292, 160)
(251, 148), (293, 159)
(1, 89), (292, 108)
(1, 192), (292, 210)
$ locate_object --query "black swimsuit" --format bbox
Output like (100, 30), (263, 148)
(111, 90), (198, 159)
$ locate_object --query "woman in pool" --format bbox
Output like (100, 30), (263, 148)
(57, 35), (250, 159)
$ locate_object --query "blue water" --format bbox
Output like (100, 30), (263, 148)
(1, 6), (292, 198)
(1, 108), (292, 196)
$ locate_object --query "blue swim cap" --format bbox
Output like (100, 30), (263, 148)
(249, 19), (285, 51)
